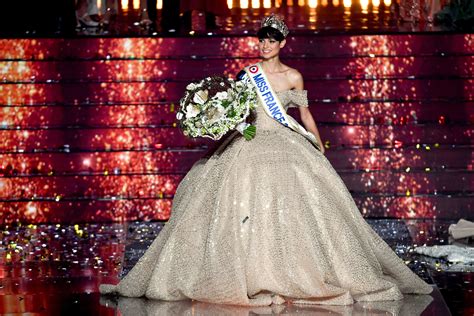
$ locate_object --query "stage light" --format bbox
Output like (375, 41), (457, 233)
(309, 0), (318, 7)
(133, 0), (139, 10)
(121, 0), (128, 10)
(240, 0), (249, 9)
(264, 0), (272, 8)
(252, 0), (260, 8)
(361, 0), (369, 11)
(26, 204), (37, 217)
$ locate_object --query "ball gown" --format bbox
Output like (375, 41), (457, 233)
(100, 89), (433, 306)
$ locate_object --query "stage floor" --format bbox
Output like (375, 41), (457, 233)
(0, 219), (471, 315)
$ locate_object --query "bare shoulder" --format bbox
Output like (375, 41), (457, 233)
(285, 67), (304, 89)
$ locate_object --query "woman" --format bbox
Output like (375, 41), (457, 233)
(100, 15), (433, 306)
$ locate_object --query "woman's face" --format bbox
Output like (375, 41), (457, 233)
(258, 38), (286, 59)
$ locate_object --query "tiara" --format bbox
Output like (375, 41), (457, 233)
(261, 14), (289, 38)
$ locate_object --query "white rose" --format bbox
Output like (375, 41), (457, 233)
(193, 90), (209, 105)
(216, 105), (225, 114)
(176, 112), (184, 120)
(207, 106), (226, 125)
(185, 104), (200, 118)
(186, 83), (197, 91)
(215, 91), (228, 100)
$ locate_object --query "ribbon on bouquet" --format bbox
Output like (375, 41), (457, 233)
(243, 63), (321, 151)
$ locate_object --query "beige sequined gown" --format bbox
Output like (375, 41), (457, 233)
(100, 90), (433, 306)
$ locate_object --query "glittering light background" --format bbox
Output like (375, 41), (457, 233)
(0, 35), (473, 224)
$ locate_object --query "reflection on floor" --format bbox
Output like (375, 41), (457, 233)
(0, 219), (471, 315)
(100, 290), (441, 315)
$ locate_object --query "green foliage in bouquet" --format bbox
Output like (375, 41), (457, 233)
(434, 0), (474, 30)
(176, 76), (258, 141)
(243, 125), (257, 141)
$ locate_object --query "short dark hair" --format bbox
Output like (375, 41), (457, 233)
(257, 26), (285, 42)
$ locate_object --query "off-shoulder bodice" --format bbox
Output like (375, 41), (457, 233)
(276, 89), (309, 109)
(254, 89), (308, 130)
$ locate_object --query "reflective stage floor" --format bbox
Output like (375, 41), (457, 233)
(0, 219), (472, 315)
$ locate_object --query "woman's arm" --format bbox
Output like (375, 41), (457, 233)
(299, 107), (325, 154)
(290, 70), (325, 154)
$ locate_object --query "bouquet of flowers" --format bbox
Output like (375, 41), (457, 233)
(176, 76), (257, 141)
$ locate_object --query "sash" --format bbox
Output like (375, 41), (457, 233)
(243, 63), (321, 151)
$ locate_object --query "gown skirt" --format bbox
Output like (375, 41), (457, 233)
(100, 90), (433, 306)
